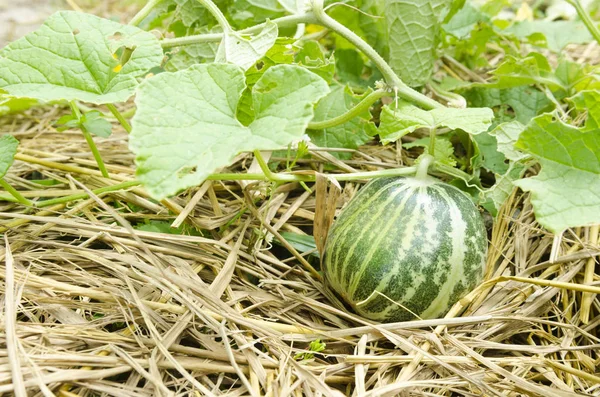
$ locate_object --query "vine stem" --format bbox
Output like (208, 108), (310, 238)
(0, 179), (33, 206)
(129, 0), (164, 26)
(566, 0), (600, 45)
(106, 104), (132, 133)
(310, 0), (442, 110)
(35, 181), (141, 208)
(161, 13), (317, 48)
(308, 89), (388, 130)
(158, 0), (442, 111)
(195, 0), (232, 32)
(69, 101), (109, 178)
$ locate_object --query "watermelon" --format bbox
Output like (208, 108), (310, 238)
(322, 173), (488, 323)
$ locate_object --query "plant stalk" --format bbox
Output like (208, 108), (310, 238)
(195, 0), (232, 32)
(80, 130), (110, 179)
(567, 0), (600, 45)
(129, 0), (165, 26)
(70, 101), (109, 178)
(35, 180), (141, 208)
(310, 0), (442, 110)
(106, 104), (132, 133)
(0, 179), (33, 206)
(429, 127), (437, 159)
(161, 13), (318, 48)
(308, 89), (388, 130)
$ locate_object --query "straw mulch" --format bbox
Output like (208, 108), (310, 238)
(0, 103), (599, 397)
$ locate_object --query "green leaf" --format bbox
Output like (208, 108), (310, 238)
(506, 21), (592, 52)
(514, 114), (600, 233)
(489, 120), (527, 161)
(165, 27), (219, 72)
(307, 86), (373, 159)
(0, 135), (19, 178)
(378, 102), (494, 144)
(481, 162), (526, 216)
(472, 130), (508, 174)
(295, 41), (335, 84)
(334, 49), (365, 87)
(403, 137), (457, 166)
(386, 0), (452, 87)
(0, 11), (163, 104)
(215, 20), (278, 71)
(485, 53), (563, 90)
(443, 2), (489, 38)
(464, 86), (552, 124)
(229, 0), (286, 29)
(135, 220), (203, 236)
(130, 64), (329, 199)
(570, 90), (600, 131)
(277, 232), (318, 257)
(236, 39), (297, 125)
(0, 91), (38, 116)
(82, 110), (112, 138)
(175, 0), (228, 27)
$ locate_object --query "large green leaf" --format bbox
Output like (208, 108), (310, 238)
(386, 0), (452, 87)
(0, 135), (19, 178)
(0, 11), (163, 104)
(378, 102), (494, 144)
(130, 64), (329, 199)
(307, 86), (373, 159)
(514, 114), (600, 233)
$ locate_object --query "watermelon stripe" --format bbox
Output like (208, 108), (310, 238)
(323, 176), (488, 323)
(326, 179), (411, 288)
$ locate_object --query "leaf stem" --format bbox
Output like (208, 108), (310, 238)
(208, 166), (418, 183)
(308, 89), (388, 130)
(129, 0), (164, 27)
(0, 179), (33, 206)
(432, 162), (475, 184)
(194, 0), (232, 32)
(309, 0), (442, 110)
(429, 127), (437, 159)
(81, 130), (110, 179)
(35, 180), (141, 208)
(106, 104), (132, 133)
(69, 101), (109, 178)
(566, 0), (600, 45)
(253, 150), (280, 180)
(160, 13), (318, 49)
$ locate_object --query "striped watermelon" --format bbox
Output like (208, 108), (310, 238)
(323, 175), (488, 322)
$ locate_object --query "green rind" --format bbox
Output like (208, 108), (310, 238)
(323, 177), (487, 322)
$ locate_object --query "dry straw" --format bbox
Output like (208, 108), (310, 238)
(1, 19), (599, 397)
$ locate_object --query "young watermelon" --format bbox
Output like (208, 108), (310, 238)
(322, 160), (488, 323)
